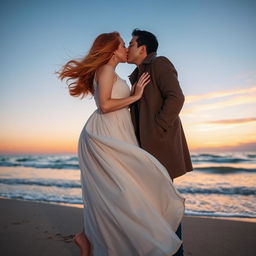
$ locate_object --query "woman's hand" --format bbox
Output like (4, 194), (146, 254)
(97, 66), (150, 113)
(132, 72), (150, 100)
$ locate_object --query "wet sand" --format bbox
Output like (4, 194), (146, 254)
(0, 197), (255, 256)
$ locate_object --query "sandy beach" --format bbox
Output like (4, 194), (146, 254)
(0, 197), (255, 256)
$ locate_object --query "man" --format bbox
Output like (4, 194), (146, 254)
(127, 29), (193, 256)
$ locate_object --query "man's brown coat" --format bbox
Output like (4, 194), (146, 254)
(129, 52), (193, 180)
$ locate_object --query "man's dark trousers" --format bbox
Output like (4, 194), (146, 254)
(174, 223), (183, 256)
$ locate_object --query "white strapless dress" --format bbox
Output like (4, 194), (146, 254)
(78, 74), (185, 256)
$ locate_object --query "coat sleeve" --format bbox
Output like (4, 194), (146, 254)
(153, 56), (185, 131)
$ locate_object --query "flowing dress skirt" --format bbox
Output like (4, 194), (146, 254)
(78, 106), (185, 256)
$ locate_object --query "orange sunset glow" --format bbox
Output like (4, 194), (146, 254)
(1, 85), (255, 154)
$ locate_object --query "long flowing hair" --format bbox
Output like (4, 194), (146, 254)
(56, 32), (120, 98)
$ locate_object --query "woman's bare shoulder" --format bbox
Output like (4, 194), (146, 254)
(96, 64), (116, 83)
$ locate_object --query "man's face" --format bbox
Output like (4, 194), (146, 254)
(127, 36), (142, 64)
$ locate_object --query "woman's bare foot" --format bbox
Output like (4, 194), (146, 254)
(74, 231), (92, 256)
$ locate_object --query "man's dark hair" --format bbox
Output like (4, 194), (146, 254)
(132, 29), (158, 54)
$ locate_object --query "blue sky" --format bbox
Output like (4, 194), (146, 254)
(1, 0), (255, 154)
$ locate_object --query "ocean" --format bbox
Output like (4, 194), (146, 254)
(0, 153), (255, 219)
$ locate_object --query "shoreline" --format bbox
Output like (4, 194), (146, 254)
(1, 197), (256, 256)
(1, 196), (255, 223)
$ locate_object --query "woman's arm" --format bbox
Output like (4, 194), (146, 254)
(97, 65), (150, 113)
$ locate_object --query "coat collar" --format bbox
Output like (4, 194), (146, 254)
(129, 52), (157, 83)
(140, 52), (157, 65)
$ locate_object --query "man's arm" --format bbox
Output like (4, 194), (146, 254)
(153, 56), (185, 131)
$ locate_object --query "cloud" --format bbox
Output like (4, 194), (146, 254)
(202, 117), (256, 125)
(186, 86), (256, 104)
(233, 71), (256, 82)
(191, 141), (256, 153)
(183, 91), (256, 115)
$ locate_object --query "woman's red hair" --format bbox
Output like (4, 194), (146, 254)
(56, 32), (120, 98)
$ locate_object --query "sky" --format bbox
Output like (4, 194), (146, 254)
(1, 0), (255, 154)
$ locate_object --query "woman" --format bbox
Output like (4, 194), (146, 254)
(57, 32), (185, 256)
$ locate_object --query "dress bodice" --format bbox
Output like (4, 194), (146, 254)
(93, 74), (131, 109)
